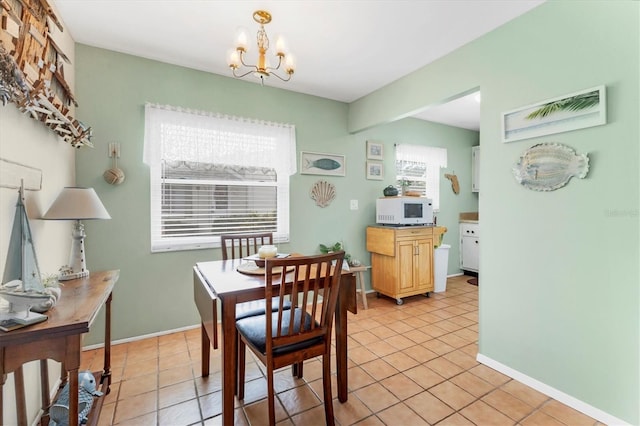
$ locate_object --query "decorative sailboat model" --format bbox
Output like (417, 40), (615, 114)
(0, 183), (50, 326)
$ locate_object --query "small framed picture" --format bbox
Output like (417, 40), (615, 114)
(366, 161), (384, 180)
(366, 140), (384, 160)
(300, 151), (346, 176)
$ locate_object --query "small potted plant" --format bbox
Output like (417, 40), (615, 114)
(398, 178), (421, 196)
(319, 242), (352, 265)
(398, 178), (412, 194)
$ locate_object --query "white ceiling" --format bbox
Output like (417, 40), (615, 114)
(50, 0), (545, 131)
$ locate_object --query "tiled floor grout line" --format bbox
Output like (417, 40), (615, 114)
(343, 285), (527, 425)
(78, 277), (600, 426)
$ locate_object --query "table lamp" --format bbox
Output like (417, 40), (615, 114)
(43, 187), (111, 280)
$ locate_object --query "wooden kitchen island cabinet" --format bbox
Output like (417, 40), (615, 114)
(366, 225), (447, 305)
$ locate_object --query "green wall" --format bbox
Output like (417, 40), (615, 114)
(74, 1), (640, 422)
(351, 1), (639, 424)
(74, 46), (477, 346)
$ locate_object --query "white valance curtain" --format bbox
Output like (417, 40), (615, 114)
(143, 103), (297, 176)
(395, 144), (448, 168)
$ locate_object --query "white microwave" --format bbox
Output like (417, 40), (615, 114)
(376, 197), (434, 226)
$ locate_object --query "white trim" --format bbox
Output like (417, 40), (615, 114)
(82, 324), (200, 351)
(476, 353), (630, 426)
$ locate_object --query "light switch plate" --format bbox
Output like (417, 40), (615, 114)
(350, 200), (358, 210)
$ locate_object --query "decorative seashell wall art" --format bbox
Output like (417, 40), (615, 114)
(310, 180), (336, 207)
(512, 142), (589, 191)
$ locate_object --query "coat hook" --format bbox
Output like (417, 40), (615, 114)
(108, 142), (120, 158)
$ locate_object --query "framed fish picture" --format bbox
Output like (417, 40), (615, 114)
(300, 151), (346, 176)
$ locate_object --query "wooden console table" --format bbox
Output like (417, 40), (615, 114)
(0, 270), (119, 426)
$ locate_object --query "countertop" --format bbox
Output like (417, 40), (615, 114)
(459, 212), (479, 223)
(369, 224), (438, 228)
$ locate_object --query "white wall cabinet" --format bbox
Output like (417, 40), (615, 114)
(460, 222), (479, 272)
(472, 146), (480, 193)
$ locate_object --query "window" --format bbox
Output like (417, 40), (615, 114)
(143, 103), (296, 252)
(395, 144), (447, 210)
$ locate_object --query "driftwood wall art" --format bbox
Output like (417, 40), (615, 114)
(0, 0), (92, 148)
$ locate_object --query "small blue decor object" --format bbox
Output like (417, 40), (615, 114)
(49, 371), (103, 426)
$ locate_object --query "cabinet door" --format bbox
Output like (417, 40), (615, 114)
(461, 236), (479, 272)
(397, 240), (416, 292)
(472, 146), (480, 193)
(414, 238), (434, 291)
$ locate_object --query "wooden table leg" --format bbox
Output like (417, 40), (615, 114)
(357, 271), (368, 309)
(335, 274), (352, 403)
(103, 294), (113, 391)
(201, 322), (210, 377)
(67, 333), (82, 426)
(221, 295), (237, 426)
(60, 361), (66, 386)
(68, 367), (79, 426)
(40, 360), (50, 417)
(0, 373), (4, 426)
(14, 366), (27, 426)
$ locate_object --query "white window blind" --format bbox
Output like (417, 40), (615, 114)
(143, 103), (296, 252)
(395, 144), (447, 210)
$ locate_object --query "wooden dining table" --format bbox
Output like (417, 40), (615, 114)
(193, 258), (357, 426)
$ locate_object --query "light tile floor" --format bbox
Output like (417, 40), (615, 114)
(81, 275), (602, 425)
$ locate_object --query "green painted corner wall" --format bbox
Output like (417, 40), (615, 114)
(73, 45), (477, 348)
(350, 1), (639, 424)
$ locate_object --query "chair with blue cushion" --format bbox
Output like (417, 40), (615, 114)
(236, 251), (345, 426)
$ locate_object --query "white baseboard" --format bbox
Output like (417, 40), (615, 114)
(476, 353), (629, 426)
(82, 323), (200, 351)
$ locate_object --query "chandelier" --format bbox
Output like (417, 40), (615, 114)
(227, 10), (295, 84)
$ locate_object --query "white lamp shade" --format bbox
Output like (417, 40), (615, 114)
(43, 187), (111, 220)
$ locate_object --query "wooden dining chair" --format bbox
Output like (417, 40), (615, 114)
(210, 232), (287, 349)
(221, 233), (274, 262)
(236, 251), (345, 426)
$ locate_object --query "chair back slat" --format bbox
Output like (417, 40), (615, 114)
(264, 251), (344, 354)
(220, 232), (273, 260)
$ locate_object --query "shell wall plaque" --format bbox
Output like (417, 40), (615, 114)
(512, 142), (589, 191)
(310, 180), (336, 207)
